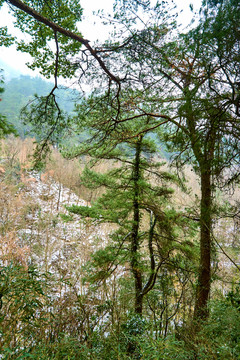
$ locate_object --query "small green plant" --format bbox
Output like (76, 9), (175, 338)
(59, 213), (74, 222)
(0, 263), (51, 356)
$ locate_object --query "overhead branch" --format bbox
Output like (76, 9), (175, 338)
(6, 0), (121, 85)
(50, 30), (59, 95)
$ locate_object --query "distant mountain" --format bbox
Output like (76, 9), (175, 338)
(0, 74), (80, 137)
(0, 68), (169, 159)
(0, 59), (21, 80)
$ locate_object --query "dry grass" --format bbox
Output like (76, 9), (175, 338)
(1, 136), (239, 291)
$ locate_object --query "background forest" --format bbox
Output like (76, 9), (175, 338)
(0, 0), (240, 359)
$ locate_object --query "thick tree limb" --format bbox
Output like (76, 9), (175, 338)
(6, 0), (121, 85)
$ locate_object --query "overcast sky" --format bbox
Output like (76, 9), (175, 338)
(0, 0), (202, 77)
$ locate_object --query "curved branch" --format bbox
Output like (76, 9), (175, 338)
(212, 232), (240, 273)
(51, 30), (59, 94)
(7, 0), (121, 85)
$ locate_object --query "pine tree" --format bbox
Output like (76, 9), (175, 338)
(65, 97), (197, 317)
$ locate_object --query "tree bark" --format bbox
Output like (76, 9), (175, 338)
(194, 168), (212, 320)
(131, 137), (143, 315)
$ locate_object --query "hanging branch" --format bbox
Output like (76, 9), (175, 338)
(7, 0), (121, 86)
(212, 232), (240, 273)
(50, 30), (59, 95)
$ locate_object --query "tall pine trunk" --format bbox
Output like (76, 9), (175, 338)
(194, 168), (212, 320)
(184, 89), (214, 321)
(131, 137), (143, 315)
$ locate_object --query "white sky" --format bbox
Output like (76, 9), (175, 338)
(0, 0), (202, 77)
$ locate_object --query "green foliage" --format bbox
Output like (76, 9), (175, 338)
(66, 204), (101, 220)
(20, 92), (75, 167)
(87, 295), (239, 360)
(15, 336), (87, 359)
(0, 70), (17, 138)
(1, 0), (240, 350)
(0, 26), (15, 47)
(59, 213), (74, 222)
(191, 296), (240, 359)
(0, 112), (17, 139)
(226, 285), (240, 311)
(138, 336), (195, 360)
(9, 0), (83, 79)
(2, 300), (238, 360)
(0, 263), (51, 354)
(0, 75), (79, 138)
(65, 90), (197, 320)
(121, 314), (147, 337)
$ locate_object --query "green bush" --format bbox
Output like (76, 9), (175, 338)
(1, 263), (240, 360)
(0, 263), (51, 358)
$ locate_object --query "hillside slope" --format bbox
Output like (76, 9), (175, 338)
(0, 75), (80, 137)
